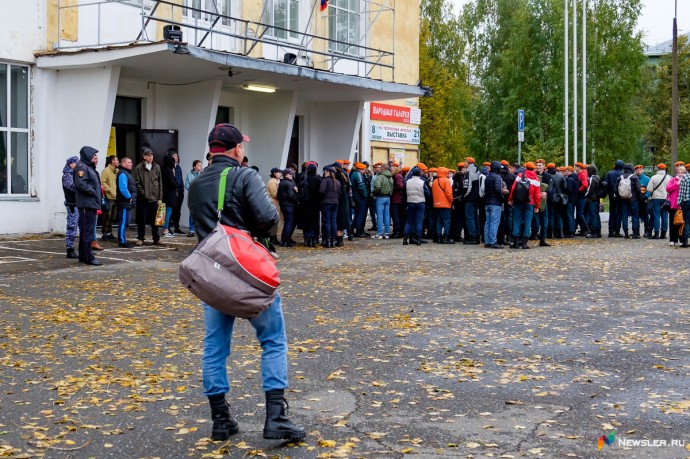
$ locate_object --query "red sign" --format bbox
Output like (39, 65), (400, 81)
(370, 102), (412, 124)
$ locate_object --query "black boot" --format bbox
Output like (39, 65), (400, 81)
(402, 236), (409, 246)
(521, 237), (530, 249)
(66, 248), (78, 259)
(661, 230), (667, 239)
(510, 237), (518, 249)
(263, 390), (306, 441)
(208, 394), (239, 441)
(415, 236), (422, 246)
(329, 238), (336, 248)
(335, 236), (344, 247)
(444, 236), (455, 244)
(650, 231), (659, 239)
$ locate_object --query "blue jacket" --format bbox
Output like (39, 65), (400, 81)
(638, 173), (651, 198)
(605, 160), (625, 197)
(565, 173), (580, 202)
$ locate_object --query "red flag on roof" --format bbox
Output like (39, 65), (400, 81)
(320, 0), (329, 11)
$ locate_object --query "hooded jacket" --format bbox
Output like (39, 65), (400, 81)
(666, 173), (683, 210)
(73, 146), (102, 210)
(432, 167), (453, 208)
(373, 169), (393, 196)
(604, 160), (625, 197)
(462, 163), (481, 202)
(188, 155), (278, 241)
(565, 172), (580, 203)
(484, 161), (505, 207)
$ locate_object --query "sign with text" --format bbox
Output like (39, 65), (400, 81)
(370, 102), (421, 125)
(371, 123), (420, 145)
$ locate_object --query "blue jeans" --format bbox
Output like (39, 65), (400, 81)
(164, 206), (173, 230)
(576, 197), (589, 232)
(587, 201), (601, 233)
(484, 205), (502, 245)
(435, 208), (451, 237)
(465, 201), (478, 238)
(188, 215), (195, 233)
(404, 202), (425, 238)
(620, 199), (639, 235)
(566, 202), (577, 234)
(649, 199), (669, 233)
(202, 294), (288, 396)
(376, 196), (391, 236)
(321, 203), (338, 240)
(512, 204), (534, 238)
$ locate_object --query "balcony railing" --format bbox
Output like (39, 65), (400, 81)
(55, 0), (396, 81)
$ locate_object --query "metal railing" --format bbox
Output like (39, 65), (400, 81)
(56, 0), (396, 81)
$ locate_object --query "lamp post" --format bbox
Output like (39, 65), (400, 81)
(672, 0), (678, 168)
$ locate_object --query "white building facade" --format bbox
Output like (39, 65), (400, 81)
(0, 0), (422, 235)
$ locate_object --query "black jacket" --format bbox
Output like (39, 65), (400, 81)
(73, 146), (102, 210)
(319, 176), (341, 205)
(484, 161), (505, 207)
(162, 155), (178, 208)
(605, 160), (625, 197)
(565, 173), (579, 202)
(188, 155), (278, 241)
(277, 178), (299, 207)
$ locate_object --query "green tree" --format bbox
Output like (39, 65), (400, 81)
(419, 0), (473, 167)
(462, 0), (646, 169)
(643, 35), (690, 165)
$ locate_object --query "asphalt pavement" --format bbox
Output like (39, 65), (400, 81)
(0, 226), (687, 459)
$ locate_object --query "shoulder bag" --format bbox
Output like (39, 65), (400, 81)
(178, 167), (280, 319)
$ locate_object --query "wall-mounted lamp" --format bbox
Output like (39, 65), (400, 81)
(243, 84), (276, 93)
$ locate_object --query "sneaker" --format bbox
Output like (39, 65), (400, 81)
(164, 232), (175, 238)
(371, 234), (383, 239)
(187, 232), (195, 237)
(383, 234), (390, 239)
(173, 229), (185, 235)
(118, 242), (133, 248)
(669, 242), (676, 246)
(135, 240), (144, 246)
(153, 240), (166, 246)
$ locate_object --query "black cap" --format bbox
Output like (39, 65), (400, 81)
(208, 124), (250, 151)
(270, 167), (282, 174)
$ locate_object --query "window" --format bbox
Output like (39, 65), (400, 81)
(183, 0), (220, 21)
(0, 63), (29, 195)
(265, 0), (300, 40)
(328, 0), (360, 55)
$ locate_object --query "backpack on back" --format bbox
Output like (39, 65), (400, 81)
(618, 174), (633, 199)
(512, 174), (530, 204)
(478, 174), (486, 198)
(596, 178), (608, 199)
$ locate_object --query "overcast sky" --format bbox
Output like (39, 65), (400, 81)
(447, 0), (690, 48)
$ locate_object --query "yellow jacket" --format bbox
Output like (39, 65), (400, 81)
(101, 164), (118, 200)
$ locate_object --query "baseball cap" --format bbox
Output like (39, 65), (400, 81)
(208, 124), (250, 152)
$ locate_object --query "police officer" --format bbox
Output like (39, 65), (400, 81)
(73, 146), (102, 266)
(188, 124), (306, 442)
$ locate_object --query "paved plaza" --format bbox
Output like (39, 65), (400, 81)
(0, 231), (688, 458)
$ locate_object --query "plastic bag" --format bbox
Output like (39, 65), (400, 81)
(155, 203), (166, 227)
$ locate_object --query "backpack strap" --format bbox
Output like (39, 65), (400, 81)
(217, 166), (233, 221)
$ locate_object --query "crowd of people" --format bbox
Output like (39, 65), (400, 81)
(266, 157), (690, 250)
(62, 147), (690, 265)
(61, 147), (202, 265)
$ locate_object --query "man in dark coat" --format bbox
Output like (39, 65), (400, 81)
(604, 159), (625, 237)
(73, 146), (102, 266)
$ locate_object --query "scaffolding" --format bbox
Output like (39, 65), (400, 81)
(55, 0), (398, 81)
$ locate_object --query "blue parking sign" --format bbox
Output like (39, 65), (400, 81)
(518, 109), (525, 132)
